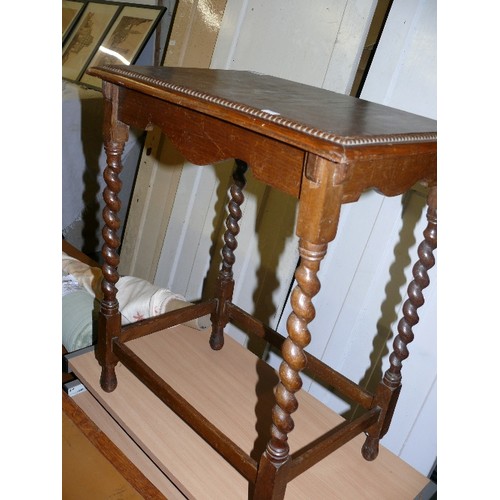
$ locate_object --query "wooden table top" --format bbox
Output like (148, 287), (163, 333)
(87, 66), (436, 149)
(87, 65), (437, 203)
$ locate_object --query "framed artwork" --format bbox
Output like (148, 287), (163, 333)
(62, 1), (121, 83)
(80, 4), (166, 89)
(62, 0), (87, 43)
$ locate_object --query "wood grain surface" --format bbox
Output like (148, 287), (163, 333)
(69, 325), (430, 499)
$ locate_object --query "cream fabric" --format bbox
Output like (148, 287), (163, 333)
(62, 251), (210, 352)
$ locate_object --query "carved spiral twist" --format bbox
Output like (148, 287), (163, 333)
(101, 143), (124, 314)
(385, 204), (437, 388)
(268, 242), (326, 462)
(221, 161), (247, 277)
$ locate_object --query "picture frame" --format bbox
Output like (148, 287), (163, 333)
(62, 0), (87, 44)
(79, 4), (166, 89)
(62, 1), (121, 83)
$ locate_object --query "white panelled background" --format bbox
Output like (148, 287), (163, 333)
(149, 0), (436, 477)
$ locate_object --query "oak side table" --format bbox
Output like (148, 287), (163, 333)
(87, 65), (437, 499)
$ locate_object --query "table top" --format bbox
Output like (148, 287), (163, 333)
(88, 65), (436, 200)
(87, 65), (436, 149)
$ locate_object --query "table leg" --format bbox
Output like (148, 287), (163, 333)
(254, 155), (345, 498)
(210, 159), (247, 350)
(362, 185), (437, 460)
(97, 82), (129, 392)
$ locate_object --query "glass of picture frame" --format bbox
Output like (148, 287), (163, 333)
(79, 4), (165, 89)
(62, 0), (87, 43)
(62, 1), (121, 83)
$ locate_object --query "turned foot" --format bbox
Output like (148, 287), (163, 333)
(362, 436), (380, 461)
(100, 366), (118, 392)
(209, 328), (224, 350)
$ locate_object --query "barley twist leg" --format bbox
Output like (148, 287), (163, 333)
(97, 83), (129, 392)
(210, 159), (247, 350)
(253, 240), (326, 499)
(362, 186), (437, 460)
(97, 140), (126, 392)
